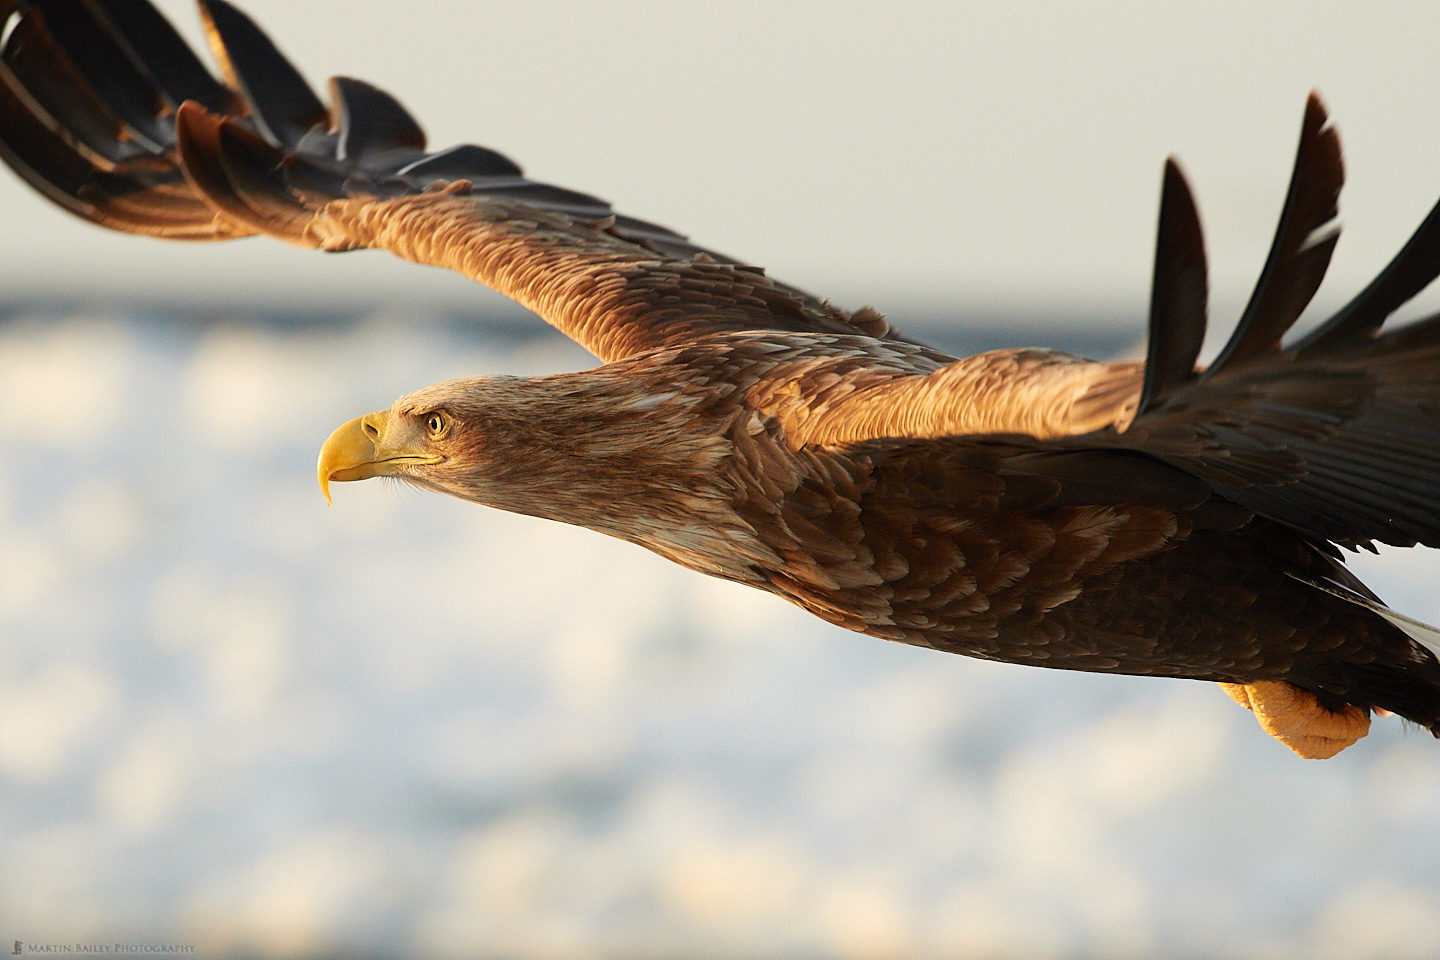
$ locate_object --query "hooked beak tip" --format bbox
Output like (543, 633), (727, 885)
(317, 413), (382, 506)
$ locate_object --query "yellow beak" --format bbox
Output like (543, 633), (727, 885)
(317, 410), (442, 505)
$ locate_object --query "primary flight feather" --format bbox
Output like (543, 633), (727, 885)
(5, 0), (1440, 758)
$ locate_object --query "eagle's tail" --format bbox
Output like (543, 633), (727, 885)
(1300, 574), (1440, 736)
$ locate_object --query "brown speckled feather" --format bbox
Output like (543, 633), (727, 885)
(5, 0), (1440, 739)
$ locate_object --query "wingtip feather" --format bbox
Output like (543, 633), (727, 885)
(197, 0), (327, 147)
(1206, 94), (1344, 373)
(330, 75), (427, 164)
(1137, 156), (1208, 415)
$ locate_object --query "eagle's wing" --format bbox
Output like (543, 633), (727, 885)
(0, 0), (914, 361)
(785, 93), (1440, 553)
(1116, 94), (1440, 552)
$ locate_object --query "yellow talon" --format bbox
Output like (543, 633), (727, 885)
(1220, 681), (1371, 759)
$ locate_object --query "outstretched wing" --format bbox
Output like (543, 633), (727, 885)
(0, 0), (911, 361)
(1119, 93), (1440, 551)
(790, 93), (1440, 553)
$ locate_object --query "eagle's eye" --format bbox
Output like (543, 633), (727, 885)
(424, 411), (450, 438)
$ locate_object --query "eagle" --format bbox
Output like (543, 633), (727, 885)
(4, 0), (1440, 759)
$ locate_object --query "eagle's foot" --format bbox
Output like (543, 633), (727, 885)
(1219, 680), (1371, 759)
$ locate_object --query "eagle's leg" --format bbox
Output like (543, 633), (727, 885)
(1219, 681), (1371, 759)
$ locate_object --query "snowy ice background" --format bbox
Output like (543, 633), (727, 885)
(4, 2), (1440, 958)
(3, 311), (1439, 960)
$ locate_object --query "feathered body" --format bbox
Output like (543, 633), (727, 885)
(395, 331), (1440, 730)
(4, 0), (1440, 755)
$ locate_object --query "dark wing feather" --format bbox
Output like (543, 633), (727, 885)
(1140, 328), (1440, 550)
(330, 76), (426, 167)
(1120, 322), (1440, 551)
(1205, 92), (1342, 372)
(1137, 158), (1208, 416)
(1294, 193), (1440, 352)
(21, 0), (171, 150)
(196, 0), (327, 148)
(82, 0), (240, 112)
(2, 6), (141, 163)
(0, 0), (919, 361)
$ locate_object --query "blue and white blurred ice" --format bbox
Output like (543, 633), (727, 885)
(1, 306), (1438, 960)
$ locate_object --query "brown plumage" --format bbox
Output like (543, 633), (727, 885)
(5, 0), (1440, 758)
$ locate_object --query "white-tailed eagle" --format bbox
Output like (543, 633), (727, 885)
(4, 0), (1440, 758)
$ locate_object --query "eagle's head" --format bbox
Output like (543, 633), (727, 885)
(317, 374), (637, 514)
(317, 374), (535, 508)
(315, 371), (756, 570)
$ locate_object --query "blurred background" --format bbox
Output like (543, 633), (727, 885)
(2, 1), (1440, 957)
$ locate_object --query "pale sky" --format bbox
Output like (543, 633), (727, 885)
(4, 1), (1440, 328)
